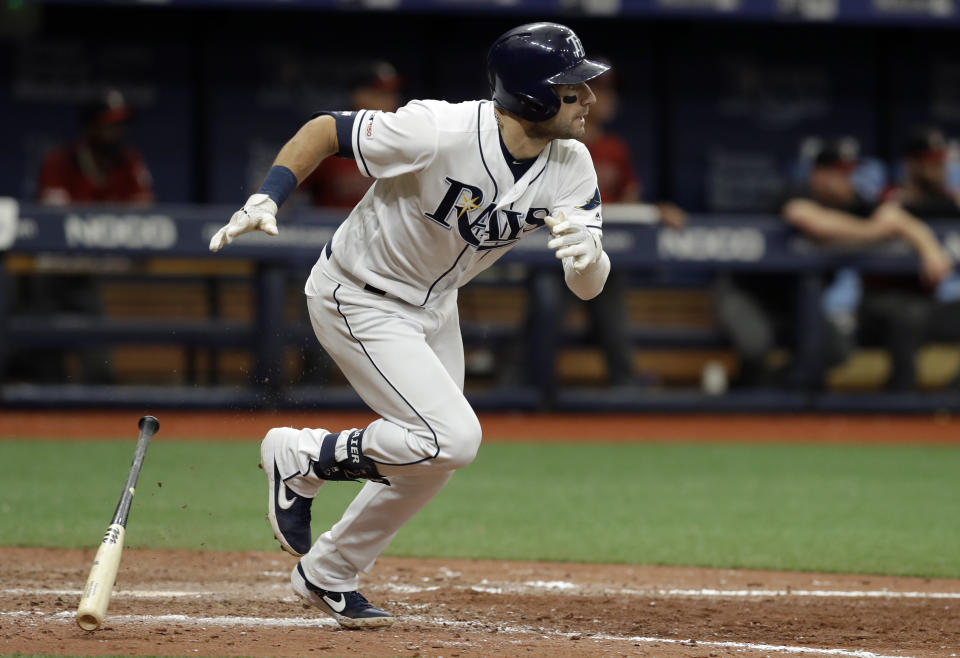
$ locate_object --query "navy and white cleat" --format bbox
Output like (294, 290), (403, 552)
(292, 562), (394, 629)
(260, 430), (312, 557)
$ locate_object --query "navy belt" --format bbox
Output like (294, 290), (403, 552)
(323, 242), (386, 297)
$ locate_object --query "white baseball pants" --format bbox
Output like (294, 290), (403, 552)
(276, 250), (482, 591)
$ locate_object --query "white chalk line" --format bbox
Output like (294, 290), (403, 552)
(641, 588), (960, 600)
(2, 610), (336, 628)
(3, 588), (209, 598)
(6, 583), (960, 600)
(0, 609), (913, 658)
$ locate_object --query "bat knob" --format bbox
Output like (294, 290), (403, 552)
(138, 415), (160, 432)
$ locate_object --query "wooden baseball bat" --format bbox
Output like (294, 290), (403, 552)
(76, 415), (159, 631)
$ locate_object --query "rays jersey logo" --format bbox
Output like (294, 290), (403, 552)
(424, 177), (547, 250)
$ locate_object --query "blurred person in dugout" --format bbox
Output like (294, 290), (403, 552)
(295, 61), (403, 383)
(859, 125), (960, 390)
(883, 125), (960, 217)
(37, 88), (153, 205)
(299, 60), (403, 207)
(503, 63), (685, 389)
(8, 89), (154, 384)
(714, 136), (954, 390)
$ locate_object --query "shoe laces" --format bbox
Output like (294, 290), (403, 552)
(345, 591), (376, 610)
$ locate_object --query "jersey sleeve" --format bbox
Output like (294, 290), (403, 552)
(347, 100), (439, 179)
(552, 143), (603, 234)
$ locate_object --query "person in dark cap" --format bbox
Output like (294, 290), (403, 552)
(37, 88), (153, 205)
(779, 136), (950, 285)
(853, 125), (960, 390)
(792, 136), (874, 215)
(787, 137), (956, 391)
(714, 136), (953, 390)
(884, 126), (960, 220)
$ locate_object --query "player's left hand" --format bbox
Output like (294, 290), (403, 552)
(209, 193), (279, 252)
(545, 212), (602, 272)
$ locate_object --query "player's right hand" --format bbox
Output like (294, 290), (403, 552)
(545, 211), (602, 272)
(208, 193), (279, 252)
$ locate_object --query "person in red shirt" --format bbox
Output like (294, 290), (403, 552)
(503, 64), (685, 391)
(299, 61), (402, 209)
(295, 62), (403, 384)
(583, 70), (685, 226)
(37, 89), (153, 205)
(578, 71), (684, 386)
(10, 90), (152, 385)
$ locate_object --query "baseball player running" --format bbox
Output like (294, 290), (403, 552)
(209, 22), (611, 628)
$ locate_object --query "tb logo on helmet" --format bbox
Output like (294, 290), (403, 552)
(565, 34), (585, 59)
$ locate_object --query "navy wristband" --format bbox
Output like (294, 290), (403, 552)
(257, 165), (298, 207)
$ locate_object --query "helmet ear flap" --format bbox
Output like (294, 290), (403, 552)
(491, 77), (558, 123)
(513, 91), (551, 121)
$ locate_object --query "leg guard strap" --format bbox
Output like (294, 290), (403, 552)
(314, 430), (390, 486)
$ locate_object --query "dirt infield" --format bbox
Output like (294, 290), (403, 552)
(2, 547), (958, 657)
(3, 412), (959, 656)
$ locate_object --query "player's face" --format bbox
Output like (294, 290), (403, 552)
(535, 82), (596, 140)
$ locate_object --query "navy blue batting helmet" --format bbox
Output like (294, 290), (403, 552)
(487, 22), (610, 122)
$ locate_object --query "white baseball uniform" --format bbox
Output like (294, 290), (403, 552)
(273, 99), (604, 591)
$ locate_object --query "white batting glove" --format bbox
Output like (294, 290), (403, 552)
(208, 193), (279, 252)
(545, 212), (603, 272)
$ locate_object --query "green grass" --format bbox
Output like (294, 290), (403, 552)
(1, 440), (958, 578)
